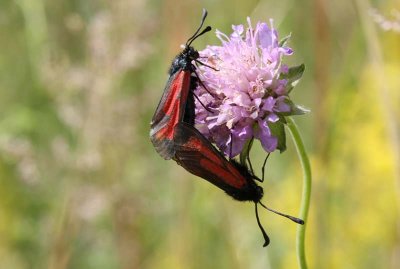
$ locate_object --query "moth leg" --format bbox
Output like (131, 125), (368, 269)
(261, 153), (271, 182)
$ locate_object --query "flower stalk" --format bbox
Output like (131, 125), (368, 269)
(286, 117), (311, 269)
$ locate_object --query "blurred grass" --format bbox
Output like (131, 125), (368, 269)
(0, 0), (399, 268)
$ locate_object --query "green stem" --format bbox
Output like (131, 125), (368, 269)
(286, 117), (312, 269)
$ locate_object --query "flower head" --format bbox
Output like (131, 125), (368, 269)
(194, 18), (306, 157)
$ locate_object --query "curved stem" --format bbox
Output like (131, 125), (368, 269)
(286, 117), (312, 269)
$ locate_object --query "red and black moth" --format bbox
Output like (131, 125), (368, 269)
(150, 9), (211, 160)
(173, 122), (303, 246)
(150, 9), (304, 247)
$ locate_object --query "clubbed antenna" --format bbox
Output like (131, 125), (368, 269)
(254, 201), (304, 247)
(186, 9), (212, 46)
(259, 201), (304, 224)
(255, 202), (270, 247)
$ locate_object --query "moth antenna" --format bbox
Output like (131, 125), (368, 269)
(259, 201), (304, 225)
(255, 202), (270, 247)
(189, 26), (212, 46)
(186, 9), (211, 46)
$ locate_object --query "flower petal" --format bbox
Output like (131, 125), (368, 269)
(193, 17), (301, 156)
(254, 120), (278, 152)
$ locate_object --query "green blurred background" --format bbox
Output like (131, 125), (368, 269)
(1, 0), (399, 268)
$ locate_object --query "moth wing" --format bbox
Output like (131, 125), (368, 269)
(150, 71), (191, 159)
(173, 122), (247, 191)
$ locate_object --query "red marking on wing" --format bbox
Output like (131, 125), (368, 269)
(150, 70), (191, 159)
(173, 122), (247, 189)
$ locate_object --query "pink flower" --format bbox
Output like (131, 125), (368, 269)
(194, 18), (306, 157)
